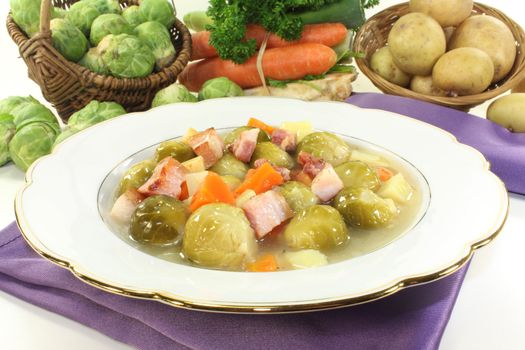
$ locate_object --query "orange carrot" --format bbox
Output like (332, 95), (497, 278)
(247, 117), (275, 135)
(190, 172), (235, 212)
(179, 43), (338, 92)
(234, 162), (284, 196)
(376, 167), (394, 182)
(179, 181), (189, 201)
(191, 23), (348, 61)
(247, 254), (278, 272)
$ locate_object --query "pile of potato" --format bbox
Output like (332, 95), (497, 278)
(370, 0), (517, 97)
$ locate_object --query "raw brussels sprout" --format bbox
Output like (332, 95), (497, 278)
(0, 116), (16, 166)
(182, 203), (257, 270)
(183, 11), (213, 32)
(83, 0), (121, 15)
(130, 195), (188, 245)
(135, 21), (176, 71)
(296, 132), (352, 166)
(50, 19), (89, 62)
(10, 0), (40, 37)
(139, 0), (176, 28)
(223, 126), (270, 146)
(284, 205), (348, 250)
(51, 7), (67, 19)
(198, 77), (244, 101)
(334, 161), (380, 191)
(209, 153), (249, 179)
(0, 114), (14, 123)
(118, 159), (157, 195)
(154, 140), (195, 163)
(10, 101), (59, 133)
(151, 83), (197, 107)
(221, 175), (242, 191)
(65, 2), (101, 36)
(98, 34), (155, 78)
(9, 122), (58, 171)
(0, 96), (37, 115)
(122, 5), (145, 27)
(78, 47), (110, 75)
(250, 142), (295, 169)
(90, 14), (134, 46)
(333, 187), (398, 229)
(277, 181), (318, 214)
(52, 127), (79, 149)
(68, 100), (126, 129)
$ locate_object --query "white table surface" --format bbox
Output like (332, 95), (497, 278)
(1, 0), (524, 349)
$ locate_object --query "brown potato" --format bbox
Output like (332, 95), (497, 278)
(432, 47), (494, 96)
(410, 76), (447, 96)
(409, 0), (473, 27)
(388, 13), (446, 76)
(449, 15), (516, 82)
(487, 93), (525, 132)
(370, 46), (411, 87)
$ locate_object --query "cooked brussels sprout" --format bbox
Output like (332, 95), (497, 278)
(182, 203), (257, 270)
(9, 122), (58, 171)
(284, 205), (348, 250)
(154, 140), (195, 163)
(90, 14), (134, 46)
(130, 195), (188, 245)
(198, 77), (244, 101)
(98, 34), (155, 78)
(0, 96), (37, 115)
(296, 132), (352, 166)
(122, 5), (145, 27)
(251, 142), (295, 169)
(78, 48), (110, 75)
(65, 2), (101, 36)
(183, 11), (213, 32)
(10, 0), (40, 37)
(68, 100), (126, 129)
(334, 161), (380, 191)
(221, 175), (242, 191)
(83, 0), (121, 15)
(135, 21), (176, 70)
(139, 0), (176, 28)
(118, 159), (156, 195)
(209, 153), (249, 179)
(333, 187), (398, 229)
(277, 181), (318, 214)
(0, 116), (16, 166)
(223, 126), (270, 146)
(50, 19), (89, 62)
(151, 83), (197, 107)
(10, 101), (59, 133)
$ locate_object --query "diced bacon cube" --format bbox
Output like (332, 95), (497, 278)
(297, 151), (326, 178)
(242, 191), (293, 239)
(138, 157), (187, 198)
(187, 128), (224, 168)
(271, 128), (297, 152)
(110, 188), (146, 225)
(311, 164), (344, 202)
(232, 128), (259, 162)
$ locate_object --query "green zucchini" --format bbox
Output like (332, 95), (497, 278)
(288, 0), (366, 30)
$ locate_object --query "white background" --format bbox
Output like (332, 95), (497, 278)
(0, 0), (524, 349)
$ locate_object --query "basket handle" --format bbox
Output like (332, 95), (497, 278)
(39, 0), (52, 38)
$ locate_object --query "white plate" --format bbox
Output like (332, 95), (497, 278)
(15, 97), (508, 313)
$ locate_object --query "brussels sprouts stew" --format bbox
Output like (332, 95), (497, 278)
(102, 118), (427, 272)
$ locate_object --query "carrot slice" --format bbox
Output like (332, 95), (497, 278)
(247, 254), (278, 272)
(234, 162), (284, 196)
(179, 181), (189, 201)
(247, 117), (275, 135)
(376, 167), (394, 182)
(190, 172), (235, 212)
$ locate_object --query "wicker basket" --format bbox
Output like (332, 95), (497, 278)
(6, 0), (191, 122)
(353, 2), (525, 110)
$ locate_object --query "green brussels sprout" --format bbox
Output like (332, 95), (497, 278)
(68, 100), (126, 129)
(9, 122), (58, 171)
(78, 48), (110, 75)
(277, 181), (318, 214)
(198, 77), (244, 101)
(334, 161), (380, 191)
(50, 19), (89, 62)
(122, 5), (145, 27)
(209, 153), (249, 179)
(130, 195), (188, 245)
(296, 132), (352, 166)
(52, 127), (79, 149)
(154, 140), (195, 163)
(83, 0), (121, 15)
(10, 101), (59, 133)
(151, 83), (197, 107)
(183, 11), (213, 32)
(221, 175), (242, 191)
(98, 34), (155, 78)
(0, 96), (37, 115)
(251, 142), (295, 169)
(0, 116), (16, 166)
(51, 7), (67, 19)
(90, 14), (134, 46)
(65, 2), (101, 36)
(118, 159), (157, 195)
(10, 0), (40, 37)
(333, 187), (398, 229)
(135, 21), (176, 71)
(284, 205), (348, 250)
(223, 126), (270, 146)
(0, 114), (14, 123)
(139, 0), (176, 28)
(182, 203), (257, 270)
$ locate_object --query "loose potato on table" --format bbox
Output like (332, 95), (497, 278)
(370, 46), (411, 87)
(409, 0), (473, 27)
(410, 75), (447, 96)
(432, 47), (494, 96)
(487, 93), (525, 132)
(387, 13), (446, 76)
(449, 15), (516, 83)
